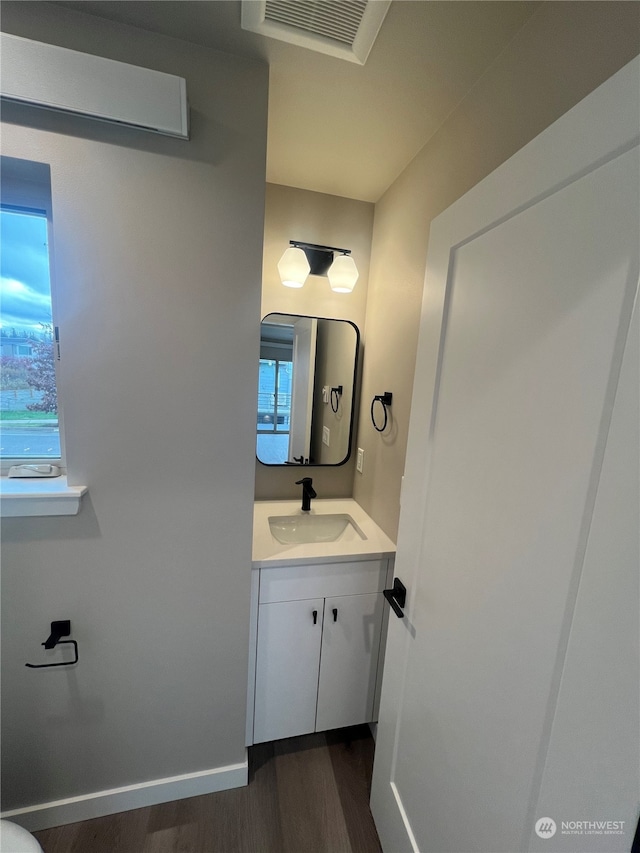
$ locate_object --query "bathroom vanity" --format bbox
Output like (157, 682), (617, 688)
(247, 499), (396, 745)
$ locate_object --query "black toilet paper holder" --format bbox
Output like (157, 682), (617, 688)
(25, 620), (79, 668)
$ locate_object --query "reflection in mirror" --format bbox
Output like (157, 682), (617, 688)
(257, 314), (359, 466)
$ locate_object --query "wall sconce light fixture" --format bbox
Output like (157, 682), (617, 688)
(277, 245), (310, 288)
(278, 241), (359, 293)
(327, 253), (359, 293)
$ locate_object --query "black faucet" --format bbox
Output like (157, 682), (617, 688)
(295, 477), (317, 512)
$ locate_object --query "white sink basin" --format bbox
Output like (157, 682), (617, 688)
(268, 513), (367, 545)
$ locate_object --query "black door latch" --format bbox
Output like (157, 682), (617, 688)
(383, 578), (407, 618)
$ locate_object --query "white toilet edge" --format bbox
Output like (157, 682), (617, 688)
(0, 819), (44, 853)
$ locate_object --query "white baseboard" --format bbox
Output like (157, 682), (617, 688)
(1, 755), (248, 833)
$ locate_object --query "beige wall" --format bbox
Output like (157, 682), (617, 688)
(255, 183), (374, 499)
(1, 3), (267, 814)
(354, 0), (640, 541)
(311, 319), (358, 465)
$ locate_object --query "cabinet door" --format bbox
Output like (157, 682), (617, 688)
(253, 597), (324, 743)
(315, 593), (384, 732)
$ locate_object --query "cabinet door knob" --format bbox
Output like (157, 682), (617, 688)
(332, 608), (338, 622)
(312, 610), (318, 625)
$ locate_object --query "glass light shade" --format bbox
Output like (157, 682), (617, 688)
(328, 254), (358, 293)
(277, 246), (310, 288)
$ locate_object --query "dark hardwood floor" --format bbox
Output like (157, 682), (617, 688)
(34, 725), (382, 853)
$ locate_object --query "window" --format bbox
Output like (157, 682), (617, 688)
(257, 357), (293, 463)
(258, 358), (292, 431)
(0, 157), (62, 468)
(257, 324), (294, 464)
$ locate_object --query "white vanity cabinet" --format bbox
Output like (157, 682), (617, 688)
(248, 557), (394, 744)
(315, 591), (385, 732)
(254, 596), (324, 742)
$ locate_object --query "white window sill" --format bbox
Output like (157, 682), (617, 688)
(0, 476), (87, 517)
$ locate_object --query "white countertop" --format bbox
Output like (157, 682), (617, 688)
(253, 498), (396, 568)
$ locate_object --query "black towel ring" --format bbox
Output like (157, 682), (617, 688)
(330, 385), (343, 413)
(371, 392), (392, 432)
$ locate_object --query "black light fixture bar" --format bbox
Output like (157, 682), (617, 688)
(290, 240), (351, 255)
(290, 240), (351, 276)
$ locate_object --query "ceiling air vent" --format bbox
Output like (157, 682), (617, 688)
(241, 0), (391, 65)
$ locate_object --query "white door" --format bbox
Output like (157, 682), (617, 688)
(371, 57), (639, 853)
(315, 592), (384, 731)
(289, 317), (317, 463)
(253, 597), (324, 743)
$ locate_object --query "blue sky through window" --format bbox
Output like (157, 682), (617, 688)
(0, 206), (60, 460)
(1, 208), (53, 331)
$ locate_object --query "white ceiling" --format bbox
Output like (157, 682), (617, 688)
(54, 1), (542, 201)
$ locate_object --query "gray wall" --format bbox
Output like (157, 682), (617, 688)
(1, 3), (267, 810)
(354, 0), (640, 540)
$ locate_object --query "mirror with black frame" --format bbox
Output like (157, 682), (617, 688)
(257, 313), (359, 466)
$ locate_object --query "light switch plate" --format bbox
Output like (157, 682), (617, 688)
(322, 426), (330, 446)
(356, 447), (364, 473)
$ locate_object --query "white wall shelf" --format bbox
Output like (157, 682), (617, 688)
(0, 476), (87, 517)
